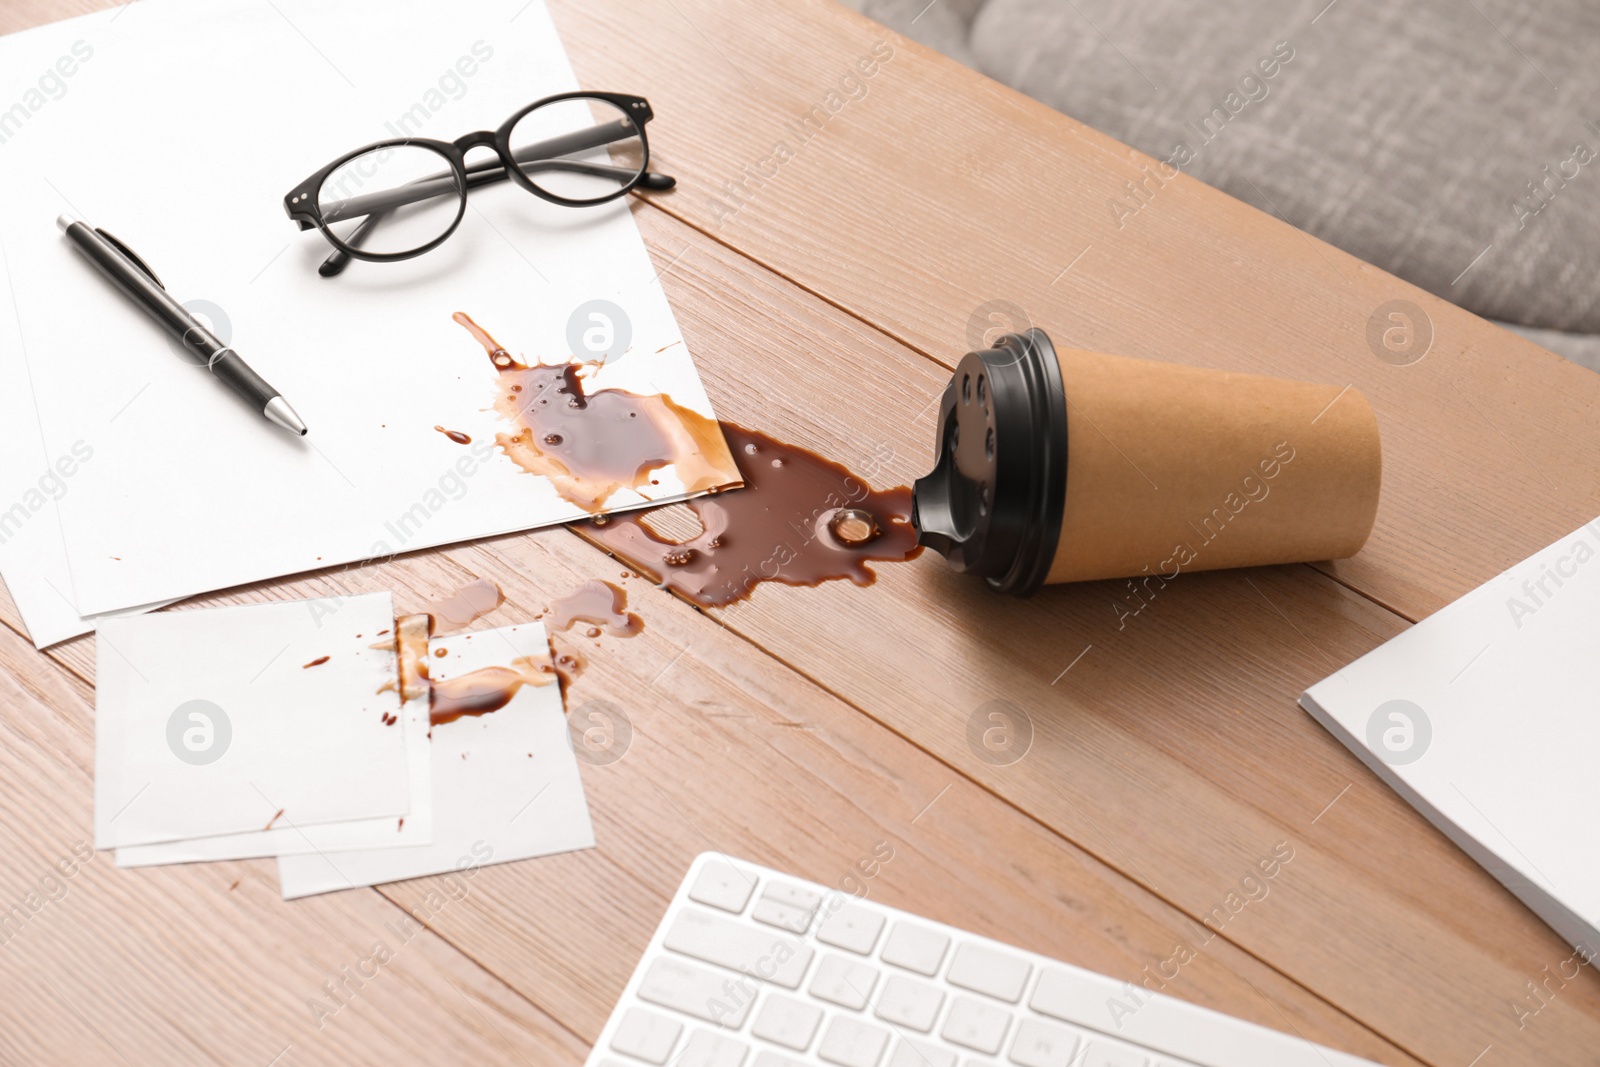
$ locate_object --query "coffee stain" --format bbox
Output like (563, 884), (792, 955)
(302, 655), (330, 668)
(453, 312), (741, 512)
(582, 422), (921, 608)
(380, 614), (434, 703)
(428, 657), (554, 726)
(543, 579), (643, 637)
(434, 425), (472, 445)
(264, 809), (284, 831)
(379, 613), (554, 730)
(551, 646), (586, 690)
(419, 577), (504, 632)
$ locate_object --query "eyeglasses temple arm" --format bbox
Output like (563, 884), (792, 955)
(320, 120), (640, 221)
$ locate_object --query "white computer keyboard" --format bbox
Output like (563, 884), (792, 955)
(587, 853), (1380, 1067)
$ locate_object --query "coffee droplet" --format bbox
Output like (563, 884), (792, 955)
(829, 509), (881, 547)
(544, 433), (563, 445)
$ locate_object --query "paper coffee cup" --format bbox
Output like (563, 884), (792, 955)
(913, 330), (1382, 594)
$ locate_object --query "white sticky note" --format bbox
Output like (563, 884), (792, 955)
(278, 621), (593, 898)
(94, 593), (409, 848)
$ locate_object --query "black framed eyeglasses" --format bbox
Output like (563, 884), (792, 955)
(282, 91), (673, 277)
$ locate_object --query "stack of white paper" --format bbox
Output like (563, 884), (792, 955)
(1301, 518), (1600, 951)
(0, 0), (738, 645)
(94, 592), (594, 897)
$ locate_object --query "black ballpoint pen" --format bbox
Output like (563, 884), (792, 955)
(56, 214), (308, 436)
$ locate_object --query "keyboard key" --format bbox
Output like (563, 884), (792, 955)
(690, 861), (759, 913)
(811, 954), (881, 1010)
(1007, 1018), (1080, 1067)
(819, 1016), (892, 1067)
(752, 993), (823, 1051)
(753, 881), (824, 933)
(817, 903), (886, 955)
(753, 898), (815, 934)
(941, 997), (1012, 1055)
(638, 957), (756, 1027)
(874, 975), (945, 1032)
(680, 1030), (752, 1067)
(763, 880), (824, 912)
(610, 1006), (683, 1064)
(664, 907), (815, 989)
(1027, 969), (1098, 1029)
(881, 923), (951, 977)
(947, 943), (1032, 1004)
(889, 1037), (959, 1067)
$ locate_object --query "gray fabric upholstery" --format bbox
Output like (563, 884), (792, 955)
(855, 0), (1600, 341)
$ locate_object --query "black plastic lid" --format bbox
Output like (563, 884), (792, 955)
(911, 329), (1068, 597)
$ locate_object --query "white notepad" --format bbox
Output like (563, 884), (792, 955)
(278, 620), (594, 898)
(94, 593), (412, 849)
(0, 0), (736, 623)
(1301, 518), (1600, 951)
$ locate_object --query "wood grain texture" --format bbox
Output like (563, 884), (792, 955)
(598, 206), (1600, 1066)
(549, 0), (1600, 626)
(7, 195), (1591, 1064)
(0, 207), (1423, 1067)
(19, 538), (1431, 1065)
(2, 0), (1598, 1065)
(0, 620), (588, 1067)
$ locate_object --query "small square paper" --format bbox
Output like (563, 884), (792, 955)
(278, 621), (593, 898)
(94, 593), (410, 848)
(113, 621), (435, 865)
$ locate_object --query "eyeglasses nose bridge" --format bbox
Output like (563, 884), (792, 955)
(451, 130), (500, 155)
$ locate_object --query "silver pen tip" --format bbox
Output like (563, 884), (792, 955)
(56, 214), (79, 233)
(264, 396), (309, 436)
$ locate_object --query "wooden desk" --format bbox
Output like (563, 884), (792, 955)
(3, 1), (1598, 1064)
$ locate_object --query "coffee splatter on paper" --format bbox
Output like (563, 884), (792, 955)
(453, 312), (741, 512)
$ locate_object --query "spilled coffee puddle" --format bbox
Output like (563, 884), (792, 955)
(581, 423), (921, 608)
(383, 613), (553, 731)
(420, 577), (504, 632)
(440, 313), (916, 610)
(541, 579), (643, 637)
(453, 312), (742, 512)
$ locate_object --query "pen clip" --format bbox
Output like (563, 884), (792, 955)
(95, 228), (165, 290)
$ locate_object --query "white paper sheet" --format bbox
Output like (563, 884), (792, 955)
(1302, 518), (1600, 951)
(0, 232), (172, 646)
(278, 621), (594, 898)
(94, 593), (410, 848)
(113, 637), (434, 865)
(0, 0), (737, 618)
